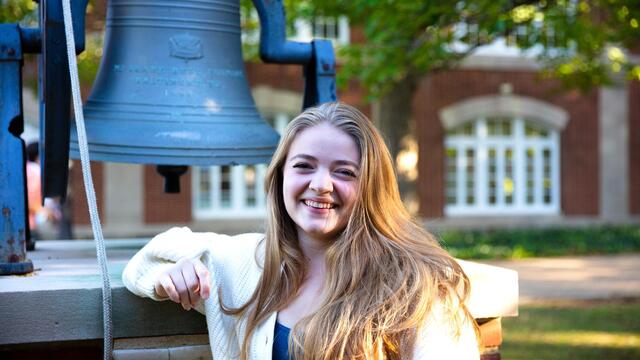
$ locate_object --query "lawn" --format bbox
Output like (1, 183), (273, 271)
(438, 225), (640, 260)
(500, 299), (640, 360)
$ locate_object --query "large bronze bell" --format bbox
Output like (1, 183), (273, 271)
(69, 0), (279, 167)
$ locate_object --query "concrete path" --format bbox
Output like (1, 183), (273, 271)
(483, 253), (640, 304)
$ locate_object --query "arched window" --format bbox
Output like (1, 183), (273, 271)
(192, 113), (291, 219)
(440, 95), (567, 216)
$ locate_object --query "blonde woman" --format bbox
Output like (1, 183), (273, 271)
(123, 102), (480, 359)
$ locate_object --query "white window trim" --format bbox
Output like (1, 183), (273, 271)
(292, 16), (350, 46)
(444, 116), (561, 217)
(450, 20), (568, 58)
(193, 164), (268, 220)
(192, 111), (293, 220)
(440, 94), (568, 132)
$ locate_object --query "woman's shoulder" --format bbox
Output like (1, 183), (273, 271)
(208, 231), (265, 257)
(144, 227), (264, 261)
(151, 226), (263, 245)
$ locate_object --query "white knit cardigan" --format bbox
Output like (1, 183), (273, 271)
(122, 227), (480, 359)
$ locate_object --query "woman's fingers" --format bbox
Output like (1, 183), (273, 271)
(193, 259), (211, 300)
(156, 273), (178, 302)
(181, 261), (201, 308)
(156, 258), (211, 311)
(169, 266), (192, 310)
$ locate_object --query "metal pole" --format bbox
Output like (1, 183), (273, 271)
(0, 24), (34, 275)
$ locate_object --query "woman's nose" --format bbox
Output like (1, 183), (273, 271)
(309, 170), (333, 193)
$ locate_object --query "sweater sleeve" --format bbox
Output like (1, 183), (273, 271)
(412, 301), (481, 359)
(122, 226), (219, 301)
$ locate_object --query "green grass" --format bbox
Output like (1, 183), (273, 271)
(437, 225), (640, 259)
(500, 299), (640, 360)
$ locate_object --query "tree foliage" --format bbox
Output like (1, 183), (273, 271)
(0, 0), (36, 24)
(308, 0), (640, 97)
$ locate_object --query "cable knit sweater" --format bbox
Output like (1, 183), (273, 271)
(122, 227), (480, 359)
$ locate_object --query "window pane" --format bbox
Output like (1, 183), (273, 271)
(463, 122), (475, 136)
(525, 122), (549, 138)
(504, 149), (514, 204)
(198, 167), (211, 208)
(465, 149), (475, 204)
(447, 122), (476, 136)
(526, 148), (535, 204)
(220, 166), (231, 208)
(543, 149), (552, 204)
(313, 17), (340, 41)
(502, 120), (512, 136)
(486, 117), (512, 136)
(487, 119), (496, 135)
(446, 148), (458, 204)
(244, 165), (257, 207)
(488, 148), (497, 204)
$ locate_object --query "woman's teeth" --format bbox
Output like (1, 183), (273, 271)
(304, 200), (334, 209)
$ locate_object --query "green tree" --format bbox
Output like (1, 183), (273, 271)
(0, 0), (36, 24)
(307, 0), (640, 209)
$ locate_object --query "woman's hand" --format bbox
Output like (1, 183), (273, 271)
(155, 258), (211, 311)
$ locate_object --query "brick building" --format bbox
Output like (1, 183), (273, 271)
(24, 8), (634, 238)
(65, 51), (640, 238)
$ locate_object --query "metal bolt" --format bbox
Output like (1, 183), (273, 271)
(7, 48), (15, 56)
(322, 63), (330, 71)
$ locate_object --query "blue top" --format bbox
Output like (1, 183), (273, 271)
(273, 321), (291, 360)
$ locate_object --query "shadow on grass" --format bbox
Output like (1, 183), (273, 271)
(500, 299), (640, 360)
(501, 341), (640, 360)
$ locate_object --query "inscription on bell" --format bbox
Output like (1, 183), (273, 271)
(113, 64), (245, 90)
(113, 64), (244, 78)
(169, 34), (203, 60)
(134, 76), (221, 88)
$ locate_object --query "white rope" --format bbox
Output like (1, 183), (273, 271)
(60, 1), (113, 359)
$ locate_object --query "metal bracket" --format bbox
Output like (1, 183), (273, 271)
(252, 0), (337, 109)
(303, 40), (337, 109)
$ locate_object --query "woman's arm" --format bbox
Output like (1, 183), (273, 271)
(122, 227), (214, 305)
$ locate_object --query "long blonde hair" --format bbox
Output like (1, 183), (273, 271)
(223, 102), (475, 359)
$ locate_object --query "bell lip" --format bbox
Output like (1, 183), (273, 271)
(68, 116), (281, 148)
(68, 148), (276, 166)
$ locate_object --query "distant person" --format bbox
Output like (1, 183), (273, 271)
(25, 142), (61, 250)
(123, 103), (480, 359)
(26, 142), (42, 250)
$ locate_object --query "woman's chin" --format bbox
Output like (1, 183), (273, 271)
(299, 225), (339, 242)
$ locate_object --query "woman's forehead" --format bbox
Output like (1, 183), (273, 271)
(286, 124), (360, 165)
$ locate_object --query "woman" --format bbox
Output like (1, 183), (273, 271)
(123, 102), (479, 359)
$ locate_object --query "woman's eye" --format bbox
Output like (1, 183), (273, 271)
(337, 169), (356, 178)
(293, 163), (312, 169)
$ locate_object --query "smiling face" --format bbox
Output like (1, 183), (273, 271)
(282, 122), (361, 243)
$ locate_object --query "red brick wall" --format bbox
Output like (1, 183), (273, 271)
(415, 69), (599, 217)
(70, 161), (104, 225)
(630, 80), (640, 215)
(246, 63), (305, 93)
(144, 165), (192, 223)
(414, 77), (446, 218)
(245, 62), (371, 116)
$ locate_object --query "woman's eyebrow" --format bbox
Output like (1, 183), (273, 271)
(288, 154), (316, 163)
